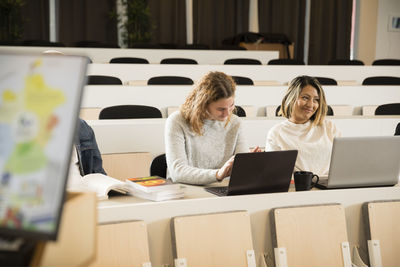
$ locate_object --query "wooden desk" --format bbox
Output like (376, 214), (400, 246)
(98, 182), (400, 266)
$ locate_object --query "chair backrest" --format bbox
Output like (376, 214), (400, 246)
(327, 105), (334, 115)
(147, 76), (194, 85)
(80, 108), (102, 121)
(315, 76), (338, 85)
(231, 76), (254, 85)
(99, 105), (162, 119)
(150, 154), (167, 178)
(268, 58), (305, 65)
(171, 210), (255, 267)
(372, 59), (400, 65)
(362, 76), (400, 85)
(374, 103), (400, 115)
(328, 59), (364, 65)
(91, 220), (151, 266)
(271, 204), (351, 267)
(109, 57), (149, 64)
(160, 58), (198, 64)
(38, 192), (97, 266)
(275, 105), (334, 116)
(224, 58), (262, 65)
(363, 200), (400, 267)
(87, 75), (122, 85)
(233, 105), (246, 117)
(102, 152), (152, 180)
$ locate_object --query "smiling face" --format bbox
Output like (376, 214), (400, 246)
(206, 96), (235, 121)
(289, 85), (320, 124)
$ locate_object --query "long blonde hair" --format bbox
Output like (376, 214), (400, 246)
(280, 76), (328, 126)
(180, 71), (236, 135)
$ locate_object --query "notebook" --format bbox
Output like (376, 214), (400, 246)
(205, 150), (298, 196)
(316, 136), (400, 189)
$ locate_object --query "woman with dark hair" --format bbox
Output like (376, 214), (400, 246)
(266, 75), (341, 176)
(165, 71), (258, 185)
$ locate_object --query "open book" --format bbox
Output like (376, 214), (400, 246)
(70, 173), (130, 200)
(68, 174), (184, 201)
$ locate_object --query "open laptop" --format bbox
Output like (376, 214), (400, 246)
(205, 150), (298, 196)
(316, 136), (400, 189)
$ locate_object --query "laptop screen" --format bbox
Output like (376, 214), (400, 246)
(0, 53), (88, 240)
(325, 136), (400, 188)
(228, 150), (298, 195)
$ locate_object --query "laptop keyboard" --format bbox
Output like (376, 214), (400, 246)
(0, 236), (24, 251)
(205, 186), (228, 196)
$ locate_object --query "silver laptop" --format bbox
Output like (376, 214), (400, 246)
(316, 136), (400, 189)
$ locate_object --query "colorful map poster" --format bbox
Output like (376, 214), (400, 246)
(0, 54), (88, 239)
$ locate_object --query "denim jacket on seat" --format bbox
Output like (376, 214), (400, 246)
(75, 119), (106, 176)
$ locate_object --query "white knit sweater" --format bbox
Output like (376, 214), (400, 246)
(266, 119), (341, 176)
(165, 111), (248, 185)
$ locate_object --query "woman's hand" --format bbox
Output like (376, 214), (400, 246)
(216, 155), (235, 181)
(250, 146), (263, 152)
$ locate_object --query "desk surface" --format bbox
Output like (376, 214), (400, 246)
(98, 179), (229, 206)
(98, 180), (399, 208)
(97, 180), (400, 266)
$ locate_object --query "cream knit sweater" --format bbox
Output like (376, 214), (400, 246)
(266, 119), (341, 176)
(165, 111), (248, 185)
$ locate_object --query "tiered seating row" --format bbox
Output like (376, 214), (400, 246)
(87, 64), (400, 85)
(81, 85), (400, 119)
(0, 46), (278, 64)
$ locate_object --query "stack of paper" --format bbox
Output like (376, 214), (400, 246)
(125, 176), (184, 201)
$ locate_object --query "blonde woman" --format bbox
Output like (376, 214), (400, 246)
(165, 71), (253, 185)
(266, 75), (341, 176)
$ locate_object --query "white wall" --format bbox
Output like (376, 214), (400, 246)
(375, 0), (400, 59)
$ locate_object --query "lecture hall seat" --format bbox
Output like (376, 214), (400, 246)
(328, 59), (364, 65)
(372, 59), (400, 65)
(231, 76), (254, 85)
(362, 76), (400, 85)
(149, 154), (167, 178)
(109, 57), (149, 64)
(98, 105), (162, 119)
(147, 76), (194, 85)
(271, 204), (352, 267)
(87, 75), (122, 85)
(224, 58), (262, 65)
(268, 58), (305, 65)
(374, 103), (400, 115)
(160, 58), (198, 64)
